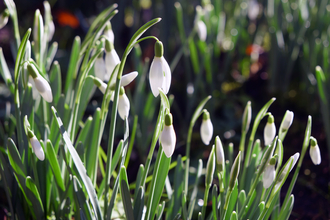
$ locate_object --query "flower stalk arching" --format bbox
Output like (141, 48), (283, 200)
(103, 17), (162, 217)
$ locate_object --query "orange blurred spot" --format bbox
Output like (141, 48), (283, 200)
(57, 11), (79, 29)
(245, 44), (264, 56)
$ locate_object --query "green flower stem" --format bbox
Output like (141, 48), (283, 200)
(222, 189), (233, 220)
(124, 115), (138, 168)
(70, 9), (118, 141)
(280, 116), (311, 215)
(31, 151), (41, 192)
(103, 18), (161, 217)
(240, 98), (276, 192)
(201, 185), (210, 220)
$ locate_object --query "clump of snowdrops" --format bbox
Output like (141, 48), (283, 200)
(0, 1), (321, 219)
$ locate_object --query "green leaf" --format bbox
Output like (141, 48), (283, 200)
(119, 166), (134, 220)
(211, 184), (219, 220)
(133, 165), (145, 201)
(51, 107), (102, 220)
(106, 173), (120, 219)
(14, 28), (31, 85)
(25, 176), (44, 219)
(155, 201), (165, 220)
(64, 36), (81, 94)
(73, 176), (93, 220)
(230, 211), (238, 220)
(188, 159), (203, 219)
(280, 195), (294, 220)
(238, 190), (246, 214)
(46, 140), (65, 191)
(7, 138), (25, 177)
(46, 41), (58, 71)
(188, 38), (200, 74)
(86, 108), (101, 185)
(145, 149), (171, 220)
(167, 155), (184, 220)
(133, 186), (144, 220)
(49, 61), (62, 105)
(224, 181), (238, 220)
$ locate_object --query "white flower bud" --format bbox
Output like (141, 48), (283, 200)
(104, 21), (115, 43)
(121, 71), (138, 87)
(263, 158), (276, 188)
(33, 74), (53, 103)
(149, 41), (171, 97)
(47, 20), (55, 42)
(281, 110), (294, 130)
(196, 20), (207, 41)
(118, 87), (130, 120)
(200, 110), (213, 145)
(264, 115), (276, 146)
(160, 113), (176, 158)
(30, 136), (45, 161)
(215, 136), (225, 172)
(290, 152), (299, 172)
(309, 137), (321, 165)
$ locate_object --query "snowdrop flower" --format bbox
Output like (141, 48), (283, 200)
(263, 157), (276, 188)
(105, 39), (120, 81)
(280, 110), (294, 131)
(94, 52), (107, 80)
(200, 110), (213, 145)
(149, 41), (171, 97)
(264, 114), (276, 146)
(104, 21), (115, 43)
(196, 20), (207, 42)
(160, 113), (176, 158)
(0, 9), (9, 29)
(118, 87), (130, 120)
(309, 137), (321, 165)
(28, 63), (53, 103)
(28, 130), (45, 161)
(215, 136), (225, 172)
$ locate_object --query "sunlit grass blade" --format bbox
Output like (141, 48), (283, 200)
(51, 106), (102, 219)
(120, 166), (134, 220)
(133, 186), (144, 220)
(45, 140), (65, 191)
(49, 61), (61, 105)
(25, 176), (44, 219)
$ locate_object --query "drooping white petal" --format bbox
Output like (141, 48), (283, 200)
(97, 81), (107, 94)
(215, 136), (225, 166)
(290, 152), (300, 172)
(105, 49), (120, 81)
(149, 57), (164, 97)
(200, 118), (213, 145)
(94, 57), (107, 80)
(160, 125), (176, 158)
(196, 20), (207, 41)
(105, 28), (115, 44)
(263, 164), (275, 188)
(121, 71), (138, 87)
(281, 110), (294, 130)
(310, 145), (321, 165)
(161, 57), (171, 94)
(264, 122), (276, 146)
(30, 136), (45, 161)
(34, 75), (53, 103)
(118, 94), (130, 120)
